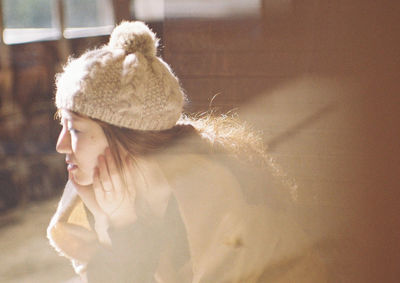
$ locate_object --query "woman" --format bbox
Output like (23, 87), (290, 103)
(47, 21), (326, 282)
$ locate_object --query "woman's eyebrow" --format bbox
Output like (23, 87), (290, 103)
(62, 111), (85, 122)
(69, 115), (85, 122)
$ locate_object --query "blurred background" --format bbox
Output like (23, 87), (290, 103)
(0, 0), (399, 282)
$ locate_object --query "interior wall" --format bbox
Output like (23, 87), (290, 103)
(163, 1), (400, 282)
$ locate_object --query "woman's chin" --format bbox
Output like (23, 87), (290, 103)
(72, 172), (93, 186)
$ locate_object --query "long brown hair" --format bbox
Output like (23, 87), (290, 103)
(97, 112), (266, 170)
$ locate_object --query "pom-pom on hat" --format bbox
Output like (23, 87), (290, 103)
(109, 21), (158, 57)
(55, 21), (184, 131)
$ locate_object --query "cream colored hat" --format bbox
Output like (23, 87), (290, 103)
(55, 21), (184, 130)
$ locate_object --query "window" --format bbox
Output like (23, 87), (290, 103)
(63, 0), (115, 39)
(131, 0), (164, 21)
(1, 0), (115, 44)
(2, 0), (60, 44)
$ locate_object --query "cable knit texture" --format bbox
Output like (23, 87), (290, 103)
(55, 21), (184, 130)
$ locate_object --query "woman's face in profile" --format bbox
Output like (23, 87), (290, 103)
(56, 109), (109, 186)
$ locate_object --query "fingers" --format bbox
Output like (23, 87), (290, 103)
(94, 147), (126, 203)
(105, 147), (123, 195)
(98, 153), (114, 195)
(93, 166), (105, 202)
(92, 147), (138, 221)
(124, 156), (137, 201)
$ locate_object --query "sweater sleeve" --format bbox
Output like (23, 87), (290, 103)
(47, 180), (98, 268)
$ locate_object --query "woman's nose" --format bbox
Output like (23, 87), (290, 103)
(56, 128), (72, 154)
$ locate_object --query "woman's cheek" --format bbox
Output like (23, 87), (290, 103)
(76, 156), (97, 185)
(70, 134), (80, 152)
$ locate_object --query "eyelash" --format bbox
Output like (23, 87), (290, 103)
(68, 127), (80, 134)
(60, 119), (80, 134)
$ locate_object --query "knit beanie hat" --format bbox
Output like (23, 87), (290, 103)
(55, 21), (184, 131)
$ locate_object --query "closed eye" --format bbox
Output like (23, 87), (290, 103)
(68, 127), (80, 134)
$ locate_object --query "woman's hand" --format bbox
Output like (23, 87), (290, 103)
(92, 148), (138, 228)
(71, 147), (138, 246)
(70, 172), (111, 246)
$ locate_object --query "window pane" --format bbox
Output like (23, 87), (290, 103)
(3, 0), (54, 28)
(64, 0), (114, 28)
(131, 0), (164, 21)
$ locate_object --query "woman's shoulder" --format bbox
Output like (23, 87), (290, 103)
(156, 151), (236, 186)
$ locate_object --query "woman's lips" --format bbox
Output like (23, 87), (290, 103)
(67, 163), (78, 171)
